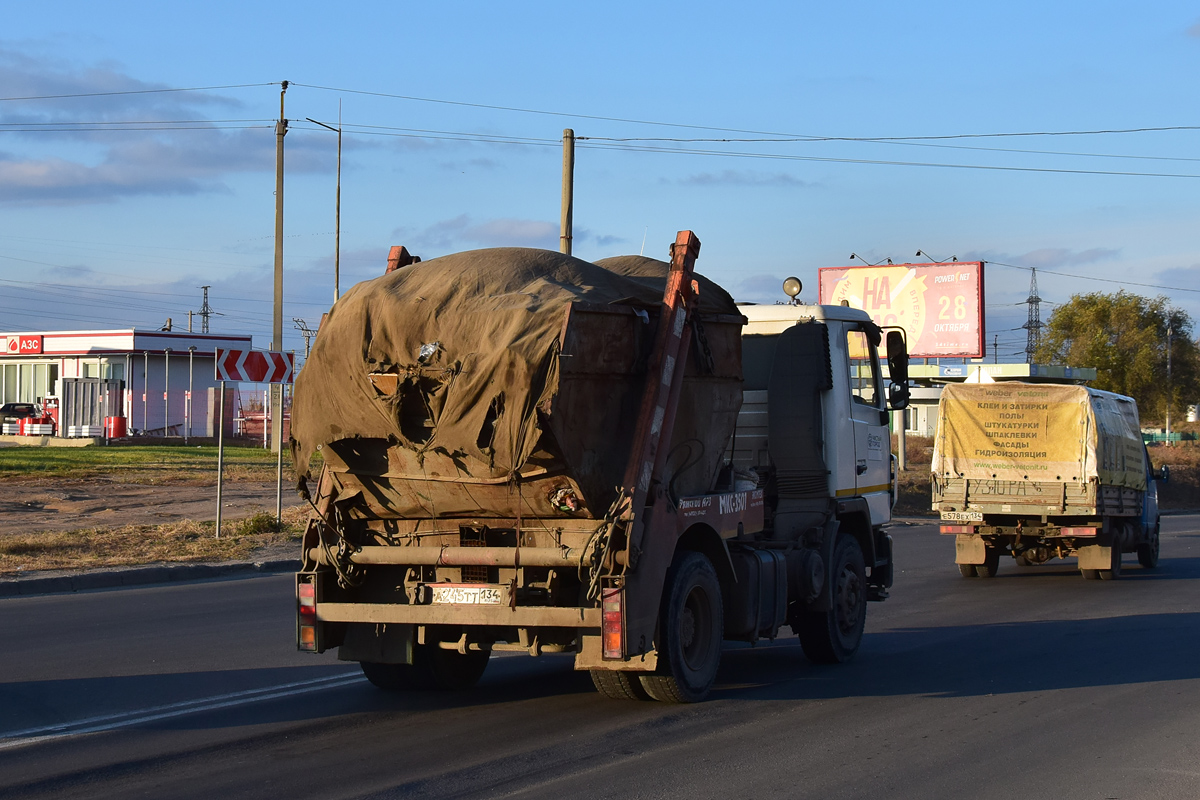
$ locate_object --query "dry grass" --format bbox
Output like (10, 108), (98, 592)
(1151, 439), (1200, 510)
(0, 505), (308, 577)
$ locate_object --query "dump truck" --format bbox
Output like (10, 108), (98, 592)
(291, 230), (911, 702)
(931, 381), (1168, 579)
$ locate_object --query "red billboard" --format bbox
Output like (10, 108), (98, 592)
(818, 262), (985, 358)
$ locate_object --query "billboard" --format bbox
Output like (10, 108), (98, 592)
(818, 262), (985, 358)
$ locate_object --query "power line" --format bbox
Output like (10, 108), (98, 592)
(290, 82), (1200, 143)
(986, 261), (1200, 293)
(575, 140), (1200, 179)
(0, 82), (279, 102)
(0, 125), (270, 133)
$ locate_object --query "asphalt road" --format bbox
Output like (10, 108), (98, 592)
(2, 516), (1199, 799)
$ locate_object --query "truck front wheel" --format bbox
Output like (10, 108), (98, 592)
(797, 534), (867, 664)
(639, 551), (723, 703)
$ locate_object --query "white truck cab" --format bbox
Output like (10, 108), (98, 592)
(732, 302), (908, 530)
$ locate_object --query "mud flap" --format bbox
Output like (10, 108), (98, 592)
(955, 534), (987, 565)
(1077, 545), (1114, 571)
(338, 623), (414, 664)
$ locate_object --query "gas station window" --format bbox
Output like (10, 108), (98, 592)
(18, 364), (33, 402)
(2, 365), (15, 403)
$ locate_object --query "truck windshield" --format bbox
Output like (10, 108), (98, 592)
(846, 329), (879, 407)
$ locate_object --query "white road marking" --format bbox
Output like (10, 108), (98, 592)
(0, 671), (365, 751)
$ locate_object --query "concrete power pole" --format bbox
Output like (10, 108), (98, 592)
(271, 81), (288, 453)
(560, 129), (574, 255)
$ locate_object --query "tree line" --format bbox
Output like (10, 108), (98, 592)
(1035, 291), (1200, 425)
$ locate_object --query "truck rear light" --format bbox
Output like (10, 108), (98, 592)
(297, 579), (318, 652)
(601, 586), (624, 660)
(940, 525), (976, 534)
(298, 581), (316, 618)
(299, 625), (317, 651)
(1060, 527), (1097, 537)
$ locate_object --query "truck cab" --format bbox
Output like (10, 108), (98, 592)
(733, 302), (899, 530)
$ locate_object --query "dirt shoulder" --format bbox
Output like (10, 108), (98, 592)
(0, 479), (304, 536)
(0, 443), (310, 577)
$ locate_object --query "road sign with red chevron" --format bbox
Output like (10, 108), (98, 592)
(214, 349), (295, 383)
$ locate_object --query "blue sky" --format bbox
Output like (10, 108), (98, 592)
(2, 1), (1199, 360)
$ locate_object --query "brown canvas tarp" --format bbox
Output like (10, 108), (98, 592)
(932, 382), (1146, 490)
(291, 248), (738, 503)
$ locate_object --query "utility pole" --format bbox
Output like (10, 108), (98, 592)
(293, 317), (316, 358)
(271, 81), (288, 454)
(306, 107), (342, 302)
(994, 334), (999, 364)
(560, 128), (574, 255)
(1166, 322), (1173, 445)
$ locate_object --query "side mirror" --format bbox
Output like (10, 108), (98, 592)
(886, 330), (910, 410)
(1154, 465), (1170, 484)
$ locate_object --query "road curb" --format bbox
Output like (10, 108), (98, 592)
(0, 559), (300, 598)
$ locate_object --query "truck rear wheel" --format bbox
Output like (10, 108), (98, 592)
(591, 669), (652, 700)
(360, 643), (490, 691)
(958, 563), (978, 578)
(1099, 530), (1124, 581)
(638, 551), (723, 703)
(975, 546), (1002, 578)
(797, 534), (867, 664)
(1137, 521), (1160, 568)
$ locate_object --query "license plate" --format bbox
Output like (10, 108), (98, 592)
(430, 585), (504, 605)
(941, 510), (983, 522)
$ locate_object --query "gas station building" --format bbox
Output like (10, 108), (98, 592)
(1, 329), (254, 437)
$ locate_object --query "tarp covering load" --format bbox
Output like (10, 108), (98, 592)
(291, 248), (743, 519)
(932, 382), (1146, 490)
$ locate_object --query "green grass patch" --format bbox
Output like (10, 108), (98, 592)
(0, 444), (320, 484)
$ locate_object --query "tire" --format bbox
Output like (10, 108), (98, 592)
(638, 551), (723, 703)
(361, 643), (490, 691)
(360, 661), (420, 690)
(958, 563), (978, 578)
(591, 669), (652, 700)
(1081, 568), (1101, 580)
(1137, 521), (1160, 569)
(797, 535), (868, 664)
(1099, 531), (1124, 581)
(976, 547), (1002, 579)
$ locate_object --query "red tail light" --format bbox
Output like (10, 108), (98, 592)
(1060, 527), (1097, 537)
(601, 586), (624, 660)
(940, 525), (977, 534)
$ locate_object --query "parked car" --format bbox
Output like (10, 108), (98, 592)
(0, 402), (38, 423)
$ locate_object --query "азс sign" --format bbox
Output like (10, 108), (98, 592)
(5, 335), (43, 355)
(818, 262), (985, 358)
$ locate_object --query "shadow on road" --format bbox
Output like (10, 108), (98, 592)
(715, 610), (1200, 703)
